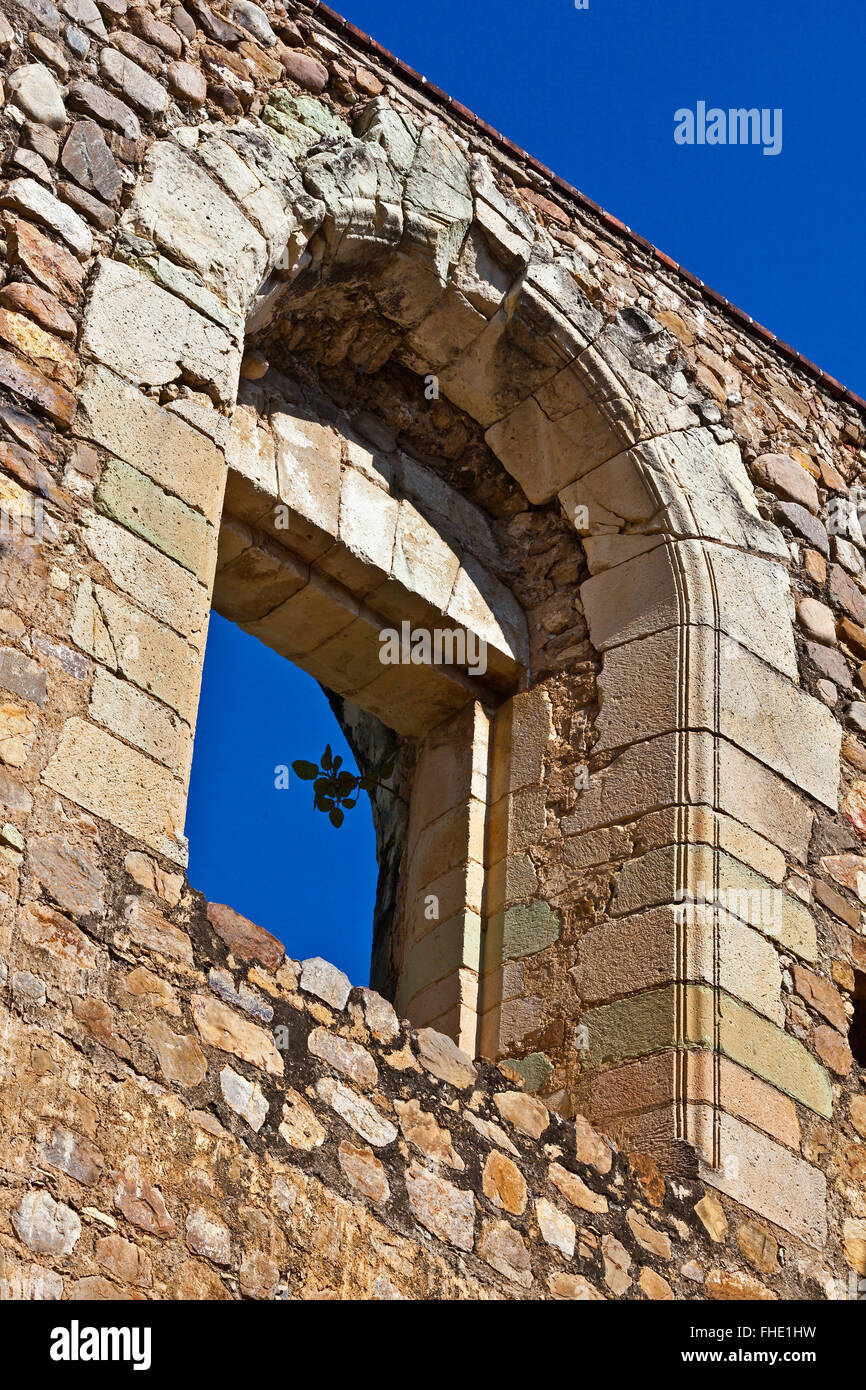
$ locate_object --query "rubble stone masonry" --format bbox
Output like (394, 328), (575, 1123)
(0, 0), (864, 1301)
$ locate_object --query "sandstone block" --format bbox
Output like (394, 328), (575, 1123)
(0, 282), (76, 339)
(0, 345), (76, 428)
(123, 896), (193, 964)
(494, 1090), (549, 1140)
(2, 177), (92, 257)
(81, 259), (240, 407)
(595, 624), (840, 809)
(28, 833), (104, 918)
(844, 1218), (866, 1275)
(239, 1250), (279, 1299)
(0, 646), (48, 705)
(548, 1271), (605, 1301)
(753, 453), (819, 513)
(792, 964), (847, 1032)
(338, 1141), (390, 1204)
(7, 64), (67, 129)
(43, 717), (187, 864)
(695, 1193), (728, 1242)
(89, 668), (191, 776)
(482, 1150), (527, 1215)
(20, 903), (102, 972)
(72, 578), (201, 722)
(415, 1026), (477, 1088)
(300, 955), (351, 1010)
(695, 1109), (827, 1247)
(737, 1219), (779, 1275)
(219, 1066), (268, 1130)
(0, 701), (36, 768)
(813, 1024), (853, 1075)
(95, 1236), (152, 1288)
(610, 846), (815, 965)
(394, 1098), (462, 1167)
(96, 457), (215, 583)
(308, 1028), (378, 1088)
(168, 60), (207, 106)
(77, 365), (227, 524)
(4, 216), (83, 305)
(549, 1162), (608, 1215)
(100, 47), (168, 115)
(40, 1125), (104, 1185)
(314, 1077), (397, 1147)
(627, 1208), (671, 1259)
(357, 987), (400, 1043)
(706, 1269), (776, 1301)
(582, 984), (832, 1117)
(206, 901), (284, 971)
(123, 142), (268, 315)
(402, 912), (481, 1007)
(535, 1197), (575, 1257)
(563, 731), (813, 859)
(185, 1207), (230, 1265)
(61, 119), (121, 202)
(639, 1267), (674, 1300)
(477, 1218), (532, 1287)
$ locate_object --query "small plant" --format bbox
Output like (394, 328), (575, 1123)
(292, 745), (397, 828)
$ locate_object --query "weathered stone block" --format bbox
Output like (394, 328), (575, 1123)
(89, 668), (191, 776)
(83, 513), (211, 652)
(13, 1192), (81, 1257)
(581, 538), (797, 678)
(28, 833), (105, 919)
(595, 624), (839, 808)
(191, 993), (283, 1076)
(42, 717), (187, 864)
(401, 910), (481, 1001)
(123, 142), (268, 314)
(81, 259), (240, 407)
(0, 647), (48, 706)
(611, 844), (817, 961)
(581, 984), (832, 1117)
(76, 365), (227, 524)
(563, 731), (813, 858)
(575, 903), (785, 1022)
(96, 458), (216, 584)
(693, 1109), (827, 1248)
(72, 579), (202, 723)
(405, 1161), (474, 1250)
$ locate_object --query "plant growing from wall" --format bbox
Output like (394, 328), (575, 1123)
(292, 745), (397, 827)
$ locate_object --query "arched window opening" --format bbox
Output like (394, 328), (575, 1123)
(185, 613), (380, 985)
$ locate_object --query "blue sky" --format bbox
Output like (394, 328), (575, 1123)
(186, 0), (865, 985)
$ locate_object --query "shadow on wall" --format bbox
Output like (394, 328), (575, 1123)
(185, 612), (378, 984)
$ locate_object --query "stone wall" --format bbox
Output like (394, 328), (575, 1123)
(0, 0), (864, 1300)
(0, 874), (848, 1300)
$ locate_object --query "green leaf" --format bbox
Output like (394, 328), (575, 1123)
(335, 770), (357, 793)
(342, 798), (357, 809)
(292, 760), (319, 781)
(332, 755), (342, 771)
(329, 807), (344, 828)
(322, 744), (333, 771)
